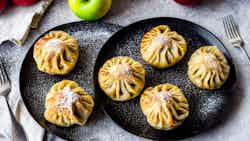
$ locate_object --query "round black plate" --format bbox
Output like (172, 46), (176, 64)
(19, 21), (121, 140)
(93, 17), (236, 140)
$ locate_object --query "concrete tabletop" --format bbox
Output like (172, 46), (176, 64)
(0, 0), (250, 141)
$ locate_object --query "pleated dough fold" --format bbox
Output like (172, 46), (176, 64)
(33, 31), (79, 75)
(98, 56), (145, 101)
(188, 46), (230, 90)
(140, 25), (187, 69)
(140, 83), (189, 130)
(44, 80), (94, 127)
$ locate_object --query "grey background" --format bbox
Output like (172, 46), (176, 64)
(0, 0), (250, 141)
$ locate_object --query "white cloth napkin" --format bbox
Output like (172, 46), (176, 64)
(0, 96), (45, 141)
(0, 0), (53, 46)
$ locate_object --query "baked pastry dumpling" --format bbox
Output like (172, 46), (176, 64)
(33, 31), (79, 75)
(140, 25), (187, 69)
(140, 83), (189, 130)
(98, 56), (145, 101)
(44, 80), (94, 127)
(188, 46), (230, 90)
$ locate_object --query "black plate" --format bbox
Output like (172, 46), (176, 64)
(19, 21), (122, 140)
(93, 17), (236, 140)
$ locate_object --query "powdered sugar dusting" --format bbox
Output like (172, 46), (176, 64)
(204, 54), (219, 69)
(55, 87), (80, 113)
(110, 64), (132, 79)
(154, 35), (169, 45)
(44, 39), (63, 53)
(156, 91), (171, 102)
(149, 35), (169, 50)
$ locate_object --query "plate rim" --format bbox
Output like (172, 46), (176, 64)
(93, 17), (237, 140)
(18, 21), (122, 140)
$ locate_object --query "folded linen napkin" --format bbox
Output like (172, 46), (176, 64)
(0, 0), (53, 46)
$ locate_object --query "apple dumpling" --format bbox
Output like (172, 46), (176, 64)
(188, 46), (230, 90)
(44, 80), (94, 127)
(140, 25), (187, 69)
(140, 83), (189, 130)
(33, 30), (79, 75)
(98, 56), (145, 101)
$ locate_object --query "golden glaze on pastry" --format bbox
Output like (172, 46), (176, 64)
(33, 31), (79, 75)
(188, 46), (230, 90)
(44, 80), (94, 127)
(98, 56), (145, 101)
(140, 25), (187, 69)
(140, 83), (189, 130)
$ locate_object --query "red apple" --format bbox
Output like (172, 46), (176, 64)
(12, 0), (38, 6)
(175, 0), (202, 5)
(0, 0), (7, 12)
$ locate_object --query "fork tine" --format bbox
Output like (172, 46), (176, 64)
(0, 61), (4, 85)
(0, 59), (8, 84)
(224, 16), (235, 39)
(226, 15), (238, 39)
(223, 18), (231, 38)
(228, 15), (241, 39)
(223, 17), (233, 39)
(0, 71), (3, 85)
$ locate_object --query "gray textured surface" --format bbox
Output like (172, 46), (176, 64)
(0, 0), (250, 141)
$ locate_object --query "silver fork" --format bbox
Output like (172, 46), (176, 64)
(0, 59), (27, 141)
(223, 15), (250, 62)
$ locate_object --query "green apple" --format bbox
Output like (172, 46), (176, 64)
(68, 0), (112, 21)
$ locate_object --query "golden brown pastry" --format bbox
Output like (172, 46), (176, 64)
(44, 80), (94, 127)
(33, 31), (79, 75)
(98, 56), (145, 101)
(140, 83), (189, 130)
(188, 46), (230, 90)
(140, 25), (187, 69)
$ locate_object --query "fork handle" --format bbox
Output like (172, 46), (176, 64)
(239, 46), (250, 63)
(4, 97), (27, 141)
